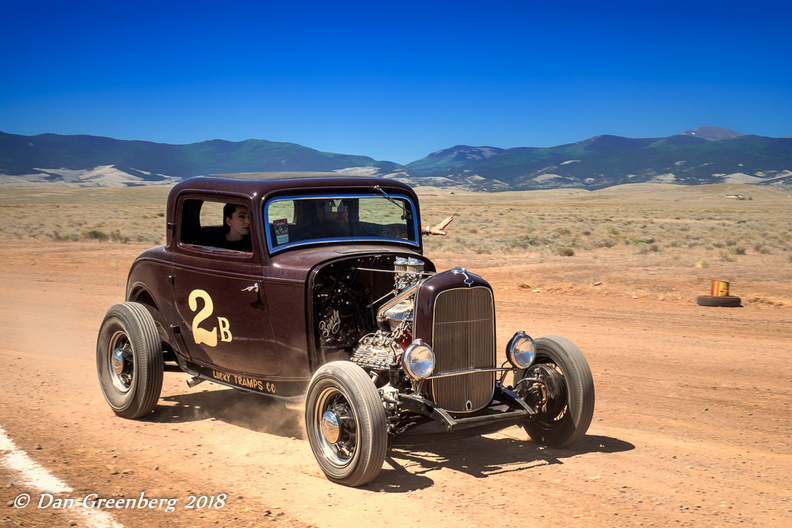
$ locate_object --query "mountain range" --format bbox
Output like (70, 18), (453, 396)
(1, 127), (790, 191)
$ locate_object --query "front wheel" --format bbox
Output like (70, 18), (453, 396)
(514, 335), (595, 448)
(96, 302), (163, 419)
(305, 362), (387, 487)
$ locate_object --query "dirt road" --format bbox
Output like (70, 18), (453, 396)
(1, 241), (791, 527)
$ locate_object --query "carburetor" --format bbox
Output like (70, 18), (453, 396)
(394, 257), (424, 292)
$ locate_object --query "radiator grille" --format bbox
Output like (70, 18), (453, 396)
(430, 286), (496, 412)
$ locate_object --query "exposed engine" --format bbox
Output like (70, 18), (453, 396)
(349, 331), (401, 370)
(350, 257), (424, 373)
(312, 256), (428, 370)
(392, 257), (425, 293)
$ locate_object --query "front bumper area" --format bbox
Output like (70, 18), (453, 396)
(391, 385), (536, 445)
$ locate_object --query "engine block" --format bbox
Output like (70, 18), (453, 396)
(350, 331), (401, 370)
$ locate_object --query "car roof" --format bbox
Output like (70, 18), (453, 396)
(169, 172), (417, 202)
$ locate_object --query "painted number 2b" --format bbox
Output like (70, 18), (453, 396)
(189, 289), (232, 346)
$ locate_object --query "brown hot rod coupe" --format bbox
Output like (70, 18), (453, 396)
(97, 173), (595, 486)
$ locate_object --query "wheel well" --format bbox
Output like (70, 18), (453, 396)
(130, 288), (157, 310)
(128, 288), (171, 355)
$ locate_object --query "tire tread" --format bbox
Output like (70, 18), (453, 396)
(305, 362), (387, 487)
(520, 335), (595, 448)
(96, 302), (163, 419)
(696, 295), (742, 307)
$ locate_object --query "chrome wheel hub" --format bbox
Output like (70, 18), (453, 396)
(108, 331), (134, 393)
(320, 410), (341, 443)
(111, 348), (125, 375)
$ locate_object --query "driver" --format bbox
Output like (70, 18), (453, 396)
(211, 203), (252, 251)
(317, 198), (351, 237)
(289, 199), (353, 241)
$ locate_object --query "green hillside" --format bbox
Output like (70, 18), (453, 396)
(2, 129), (790, 191)
(428, 135), (792, 190)
(0, 132), (403, 182)
(406, 145), (507, 175)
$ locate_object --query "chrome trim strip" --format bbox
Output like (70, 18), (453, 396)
(428, 367), (513, 379)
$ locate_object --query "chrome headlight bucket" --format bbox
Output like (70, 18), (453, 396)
(403, 339), (435, 380)
(506, 331), (536, 369)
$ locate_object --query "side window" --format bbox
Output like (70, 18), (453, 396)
(198, 201), (225, 231)
(179, 198), (252, 253)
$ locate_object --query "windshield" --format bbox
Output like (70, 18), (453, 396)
(264, 193), (419, 252)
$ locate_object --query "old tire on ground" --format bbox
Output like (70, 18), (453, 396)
(96, 302), (163, 419)
(697, 295), (742, 307)
(515, 335), (595, 448)
(305, 361), (387, 487)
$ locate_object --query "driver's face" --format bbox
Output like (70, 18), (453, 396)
(225, 205), (250, 240)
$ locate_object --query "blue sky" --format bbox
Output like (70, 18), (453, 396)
(1, 0), (790, 164)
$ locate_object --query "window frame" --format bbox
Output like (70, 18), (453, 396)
(175, 194), (257, 258)
(263, 192), (421, 254)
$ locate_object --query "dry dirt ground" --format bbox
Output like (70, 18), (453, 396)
(1, 239), (791, 528)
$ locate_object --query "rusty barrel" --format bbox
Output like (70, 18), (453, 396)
(710, 280), (730, 297)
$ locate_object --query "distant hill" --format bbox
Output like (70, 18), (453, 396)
(406, 145), (506, 175)
(681, 126), (745, 141)
(407, 128), (792, 191)
(2, 127), (790, 191)
(0, 132), (408, 187)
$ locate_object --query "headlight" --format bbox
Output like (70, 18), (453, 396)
(403, 339), (435, 379)
(506, 331), (536, 369)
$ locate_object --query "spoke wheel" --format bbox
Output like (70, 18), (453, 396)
(305, 362), (387, 486)
(313, 387), (359, 467)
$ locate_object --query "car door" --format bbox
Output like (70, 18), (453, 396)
(170, 196), (281, 377)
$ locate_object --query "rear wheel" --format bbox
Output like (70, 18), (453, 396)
(305, 362), (387, 487)
(96, 302), (163, 419)
(514, 335), (594, 448)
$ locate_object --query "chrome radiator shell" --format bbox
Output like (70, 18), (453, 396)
(426, 285), (496, 413)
